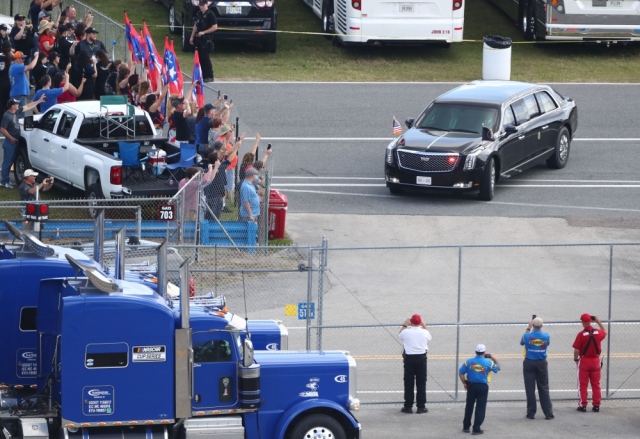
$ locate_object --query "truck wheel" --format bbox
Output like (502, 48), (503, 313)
(521, 1), (536, 41)
(87, 183), (104, 218)
(289, 414), (346, 439)
(169, 5), (180, 35)
(263, 34), (277, 53)
(182, 21), (195, 52)
(322, 1), (335, 39)
(546, 126), (570, 169)
(478, 157), (495, 201)
(14, 148), (31, 184)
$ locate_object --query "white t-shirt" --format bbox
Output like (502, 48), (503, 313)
(399, 326), (432, 355)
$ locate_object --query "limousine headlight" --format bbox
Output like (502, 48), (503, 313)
(463, 154), (477, 170)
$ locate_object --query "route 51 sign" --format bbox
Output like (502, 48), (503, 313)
(158, 204), (175, 221)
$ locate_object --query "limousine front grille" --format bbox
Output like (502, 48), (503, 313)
(398, 150), (459, 173)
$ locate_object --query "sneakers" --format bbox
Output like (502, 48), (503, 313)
(526, 414), (535, 419)
(462, 428), (470, 433)
(592, 406), (600, 412)
(545, 414), (555, 420)
(400, 407), (412, 414)
(472, 430), (484, 435)
(416, 407), (428, 414)
(577, 406), (587, 412)
(2, 182), (15, 189)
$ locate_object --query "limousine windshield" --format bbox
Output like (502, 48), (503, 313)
(416, 104), (499, 134)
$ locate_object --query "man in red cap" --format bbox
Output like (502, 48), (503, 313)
(398, 313), (432, 414)
(572, 313), (606, 412)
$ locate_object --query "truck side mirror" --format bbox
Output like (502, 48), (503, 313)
(23, 115), (34, 131)
(405, 117), (414, 129)
(243, 338), (254, 368)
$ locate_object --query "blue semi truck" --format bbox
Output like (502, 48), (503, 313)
(0, 225), (360, 439)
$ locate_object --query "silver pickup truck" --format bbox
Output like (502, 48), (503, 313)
(15, 101), (181, 199)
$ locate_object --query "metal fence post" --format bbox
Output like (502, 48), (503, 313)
(454, 246), (462, 401)
(94, 209), (105, 267)
(606, 244), (613, 398)
(305, 247), (314, 350)
(136, 206), (142, 238)
(316, 237), (329, 350)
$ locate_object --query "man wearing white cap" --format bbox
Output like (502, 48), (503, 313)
(398, 313), (432, 414)
(459, 344), (501, 435)
(521, 316), (553, 419)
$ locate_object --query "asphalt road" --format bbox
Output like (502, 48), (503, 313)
(210, 82), (640, 220)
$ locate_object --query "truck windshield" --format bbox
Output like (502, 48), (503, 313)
(416, 104), (498, 134)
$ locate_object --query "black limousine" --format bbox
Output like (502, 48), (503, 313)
(385, 81), (578, 201)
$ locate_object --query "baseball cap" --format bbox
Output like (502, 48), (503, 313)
(218, 124), (232, 136)
(14, 14), (26, 21)
(199, 0), (209, 5)
(580, 313), (592, 323)
(532, 317), (543, 327)
(0, 24), (8, 31)
(171, 97), (185, 107)
(7, 98), (20, 108)
(24, 169), (39, 177)
(475, 344), (486, 353)
(212, 140), (224, 150)
(13, 51), (26, 59)
(410, 314), (422, 325)
(48, 51), (59, 62)
(245, 167), (259, 177)
(204, 103), (215, 112)
(38, 11), (52, 20)
(85, 27), (99, 34)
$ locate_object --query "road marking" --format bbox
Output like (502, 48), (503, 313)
(257, 137), (640, 142)
(353, 353), (640, 360)
(357, 389), (640, 394)
(272, 183), (640, 188)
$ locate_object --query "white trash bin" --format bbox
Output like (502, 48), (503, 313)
(482, 35), (512, 81)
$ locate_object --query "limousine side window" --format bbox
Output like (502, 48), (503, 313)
(523, 94), (541, 119)
(535, 92), (558, 114)
(511, 99), (529, 126)
(502, 106), (516, 128)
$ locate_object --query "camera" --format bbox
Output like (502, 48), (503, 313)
(45, 178), (53, 184)
(591, 315), (596, 321)
(484, 353), (492, 359)
(267, 143), (272, 150)
(223, 94), (228, 100)
(532, 314), (536, 320)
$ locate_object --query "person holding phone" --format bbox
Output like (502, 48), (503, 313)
(521, 316), (553, 420)
(398, 314), (432, 414)
(573, 313), (607, 412)
(459, 344), (501, 435)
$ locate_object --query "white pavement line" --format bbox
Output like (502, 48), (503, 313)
(358, 389), (640, 394)
(217, 81), (640, 85)
(257, 137), (640, 142)
(274, 177), (640, 183)
(273, 183), (640, 188)
(273, 189), (395, 198)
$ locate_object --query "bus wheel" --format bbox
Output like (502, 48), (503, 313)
(522, 1), (536, 41)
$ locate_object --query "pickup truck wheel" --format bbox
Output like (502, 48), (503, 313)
(289, 414), (346, 439)
(478, 157), (495, 201)
(547, 126), (570, 169)
(14, 149), (31, 184)
(87, 183), (105, 218)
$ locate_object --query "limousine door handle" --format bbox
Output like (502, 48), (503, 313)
(541, 125), (549, 130)
(518, 135), (525, 140)
(61, 145), (67, 149)
(43, 138), (49, 142)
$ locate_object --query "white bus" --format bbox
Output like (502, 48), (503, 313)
(302, 0), (465, 45)
(488, 0), (640, 42)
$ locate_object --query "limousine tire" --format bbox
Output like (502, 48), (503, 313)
(547, 126), (570, 169)
(478, 157), (495, 201)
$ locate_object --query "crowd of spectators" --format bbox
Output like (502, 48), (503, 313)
(0, 1), (273, 229)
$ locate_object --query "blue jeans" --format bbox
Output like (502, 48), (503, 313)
(2, 138), (17, 185)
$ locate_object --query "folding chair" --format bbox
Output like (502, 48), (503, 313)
(165, 143), (197, 182)
(100, 95), (136, 139)
(118, 142), (149, 184)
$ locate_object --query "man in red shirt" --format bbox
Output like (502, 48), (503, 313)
(572, 313), (607, 412)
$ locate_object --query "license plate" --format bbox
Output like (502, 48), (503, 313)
(226, 6), (242, 14)
(416, 176), (431, 185)
(399, 4), (414, 12)
(607, 0), (622, 6)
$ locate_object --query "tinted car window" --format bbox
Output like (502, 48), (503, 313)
(535, 92), (558, 114)
(502, 106), (516, 128)
(511, 99), (529, 125)
(416, 104), (498, 134)
(523, 94), (541, 118)
(39, 109), (61, 133)
(56, 112), (77, 138)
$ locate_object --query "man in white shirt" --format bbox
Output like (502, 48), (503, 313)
(399, 314), (432, 414)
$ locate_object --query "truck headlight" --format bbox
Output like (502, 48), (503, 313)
(346, 352), (359, 411)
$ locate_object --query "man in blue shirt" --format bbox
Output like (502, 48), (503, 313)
(521, 317), (553, 420)
(33, 65), (70, 113)
(9, 50), (39, 118)
(239, 167), (261, 222)
(459, 344), (501, 435)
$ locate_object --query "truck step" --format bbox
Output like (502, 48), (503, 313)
(183, 417), (244, 439)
